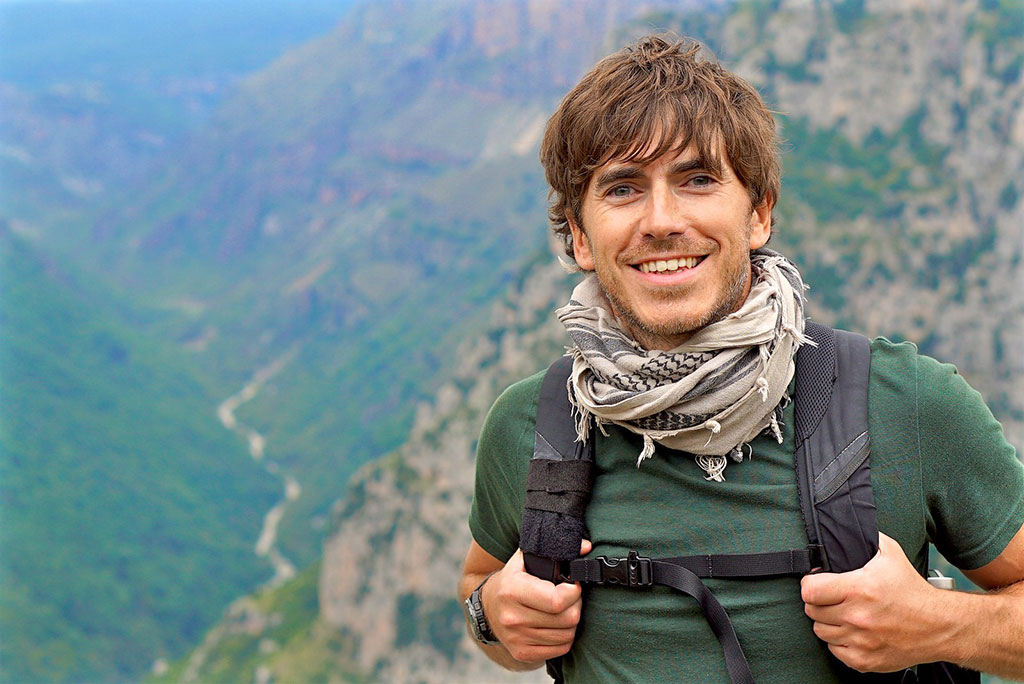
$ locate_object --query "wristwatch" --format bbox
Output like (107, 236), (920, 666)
(464, 572), (500, 645)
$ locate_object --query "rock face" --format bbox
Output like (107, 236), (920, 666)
(319, 260), (572, 682)
(317, 0), (1022, 680)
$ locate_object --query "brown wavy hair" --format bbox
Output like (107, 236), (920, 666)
(540, 35), (780, 262)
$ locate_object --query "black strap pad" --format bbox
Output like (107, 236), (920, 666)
(521, 356), (595, 565)
(794, 323), (878, 573)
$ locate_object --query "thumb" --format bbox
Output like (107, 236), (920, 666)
(580, 539), (592, 556)
(505, 548), (526, 573)
(876, 532), (902, 555)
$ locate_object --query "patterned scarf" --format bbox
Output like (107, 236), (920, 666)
(556, 249), (810, 481)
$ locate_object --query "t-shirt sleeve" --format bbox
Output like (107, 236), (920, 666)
(915, 352), (1024, 570)
(468, 372), (544, 563)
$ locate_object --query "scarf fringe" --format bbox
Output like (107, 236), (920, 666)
(696, 454), (728, 482)
(637, 434), (656, 467)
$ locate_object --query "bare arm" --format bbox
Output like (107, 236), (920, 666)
(802, 526), (1024, 679)
(459, 539), (590, 671)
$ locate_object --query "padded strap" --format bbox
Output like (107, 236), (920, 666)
(794, 322), (877, 573)
(521, 356), (595, 566)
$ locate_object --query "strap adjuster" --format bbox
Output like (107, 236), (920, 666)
(808, 544), (830, 573)
(594, 550), (652, 587)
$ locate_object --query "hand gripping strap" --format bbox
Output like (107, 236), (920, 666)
(794, 323), (878, 573)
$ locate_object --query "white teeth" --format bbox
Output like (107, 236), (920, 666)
(640, 256), (701, 273)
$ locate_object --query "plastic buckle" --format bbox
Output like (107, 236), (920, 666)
(595, 550), (652, 587)
(808, 544), (830, 573)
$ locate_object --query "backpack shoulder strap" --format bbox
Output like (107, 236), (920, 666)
(793, 321), (878, 572)
(520, 356), (596, 582)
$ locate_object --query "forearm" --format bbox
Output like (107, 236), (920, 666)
(458, 570), (544, 672)
(928, 580), (1024, 679)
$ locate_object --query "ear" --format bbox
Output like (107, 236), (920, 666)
(567, 212), (595, 271)
(748, 195), (773, 250)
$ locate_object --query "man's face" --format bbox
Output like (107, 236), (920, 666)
(568, 142), (772, 351)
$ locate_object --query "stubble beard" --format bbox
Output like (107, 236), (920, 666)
(592, 220), (756, 350)
(600, 258), (752, 350)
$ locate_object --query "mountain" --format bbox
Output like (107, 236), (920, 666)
(159, 0), (1022, 681)
(4, 0), (1021, 680)
(68, 0), (724, 574)
(0, 0), (356, 232)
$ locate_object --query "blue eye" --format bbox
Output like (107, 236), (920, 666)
(609, 185), (633, 197)
(689, 175), (714, 187)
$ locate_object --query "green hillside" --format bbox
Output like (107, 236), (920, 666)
(0, 228), (280, 681)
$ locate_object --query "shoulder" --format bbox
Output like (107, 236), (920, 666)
(480, 368), (547, 443)
(866, 336), (996, 426)
(864, 335), (1024, 570)
(469, 368), (549, 560)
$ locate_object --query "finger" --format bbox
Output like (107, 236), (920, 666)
(520, 626), (579, 647)
(811, 620), (848, 646)
(502, 600), (582, 630)
(800, 573), (847, 607)
(514, 574), (582, 614)
(802, 602), (843, 626)
(580, 539), (593, 555)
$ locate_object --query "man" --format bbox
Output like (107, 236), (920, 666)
(458, 36), (1024, 682)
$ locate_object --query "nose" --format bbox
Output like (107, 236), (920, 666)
(643, 184), (685, 240)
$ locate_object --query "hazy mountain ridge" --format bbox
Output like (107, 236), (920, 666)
(76, 0), (723, 575)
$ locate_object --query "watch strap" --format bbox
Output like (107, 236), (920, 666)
(466, 571), (500, 645)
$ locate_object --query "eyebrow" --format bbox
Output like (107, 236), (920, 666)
(592, 165), (645, 191)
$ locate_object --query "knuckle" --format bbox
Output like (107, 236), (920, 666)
(508, 645), (530, 662)
(551, 594), (570, 614)
(848, 609), (873, 631)
(566, 604), (582, 624)
(497, 609), (517, 629)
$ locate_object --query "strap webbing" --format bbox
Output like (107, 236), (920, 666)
(565, 547), (823, 581)
(651, 562), (756, 684)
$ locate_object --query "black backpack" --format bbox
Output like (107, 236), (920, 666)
(520, 321), (977, 684)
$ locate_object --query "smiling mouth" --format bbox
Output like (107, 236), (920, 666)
(636, 256), (705, 274)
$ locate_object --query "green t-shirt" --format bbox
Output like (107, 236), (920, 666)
(469, 338), (1024, 683)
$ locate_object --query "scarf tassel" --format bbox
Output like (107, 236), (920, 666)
(636, 434), (656, 467)
(696, 454), (728, 482)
